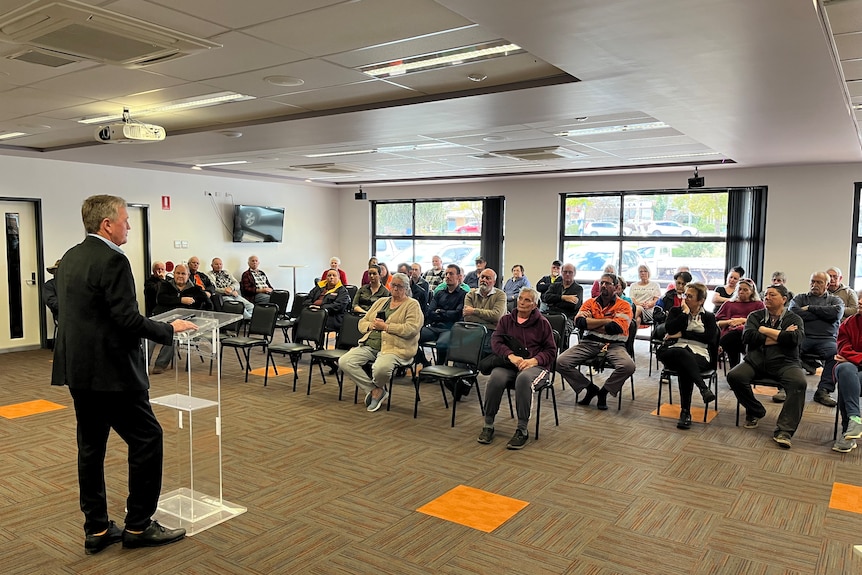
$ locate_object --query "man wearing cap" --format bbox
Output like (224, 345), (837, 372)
(43, 259), (61, 319)
(463, 257), (487, 289)
(536, 260), (563, 312)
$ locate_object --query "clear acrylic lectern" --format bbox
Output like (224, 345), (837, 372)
(148, 309), (247, 535)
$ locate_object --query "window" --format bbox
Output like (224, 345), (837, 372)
(371, 199), (502, 275)
(560, 189), (765, 289)
(850, 182), (862, 289)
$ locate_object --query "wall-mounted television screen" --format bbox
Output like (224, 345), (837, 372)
(232, 205), (285, 243)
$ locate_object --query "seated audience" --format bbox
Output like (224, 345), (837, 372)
(536, 260), (562, 300)
(788, 272), (844, 406)
(831, 306), (862, 452)
(409, 263), (429, 316)
(712, 266), (744, 308)
(417, 264), (467, 366)
(591, 265), (616, 299)
(321, 256), (348, 286)
(658, 271), (692, 311)
(464, 268), (507, 350)
(762, 270), (794, 301)
(557, 273), (635, 410)
(360, 257), (378, 287)
(715, 278), (764, 368)
(144, 260), (166, 318)
(727, 284), (806, 448)
(151, 264), (209, 374)
(826, 266), (858, 319)
(187, 256), (216, 310)
(503, 264), (531, 311)
(208, 257), (253, 319)
(666, 265), (691, 292)
(353, 264), (390, 313)
(397, 262), (411, 275)
(477, 287), (556, 451)
(656, 282), (718, 429)
(339, 273), (422, 413)
(422, 255), (445, 294)
(378, 262), (392, 289)
(542, 263), (583, 332)
(463, 257), (487, 289)
(304, 269), (351, 332)
(629, 265), (661, 325)
(241, 255), (274, 303)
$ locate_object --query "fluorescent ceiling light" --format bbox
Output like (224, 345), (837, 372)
(78, 92), (255, 124)
(377, 142), (458, 153)
(0, 132), (28, 140)
(628, 152), (722, 161)
(194, 160), (249, 167)
(359, 40), (522, 78)
(555, 121), (669, 137)
(305, 149), (376, 158)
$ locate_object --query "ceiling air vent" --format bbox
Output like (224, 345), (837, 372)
(0, 0), (221, 67)
(7, 46), (79, 66)
(492, 146), (587, 161)
(288, 163), (365, 174)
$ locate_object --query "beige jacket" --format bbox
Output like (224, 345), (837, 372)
(358, 296), (423, 360)
(464, 287), (506, 330)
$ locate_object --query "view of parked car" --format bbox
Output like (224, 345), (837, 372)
(583, 221), (621, 236)
(565, 247), (643, 284)
(646, 220), (698, 236)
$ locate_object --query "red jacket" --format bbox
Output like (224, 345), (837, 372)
(837, 313), (862, 366)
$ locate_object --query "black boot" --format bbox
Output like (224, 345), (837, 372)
(677, 408), (692, 429)
(697, 381), (716, 404)
(596, 387), (609, 411)
(577, 384), (600, 406)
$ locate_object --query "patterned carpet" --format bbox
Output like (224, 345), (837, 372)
(1, 339), (861, 574)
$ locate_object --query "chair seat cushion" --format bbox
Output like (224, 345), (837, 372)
(418, 366), (475, 379)
(270, 343), (314, 354)
(221, 336), (267, 347)
(310, 349), (348, 361)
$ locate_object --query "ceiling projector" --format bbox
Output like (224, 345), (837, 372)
(95, 122), (166, 143)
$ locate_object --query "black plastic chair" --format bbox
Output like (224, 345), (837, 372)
(656, 331), (720, 422)
(219, 303), (278, 382)
(414, 322), (487, 427)
(279, 292), (308, 342)
(307, 311), (364, 398)
(265, 307), (328, 390)
(344, 284), (359, 303)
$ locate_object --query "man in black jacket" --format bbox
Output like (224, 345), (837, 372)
(542, 263), (583, 332)
(52, 195), (196, 554)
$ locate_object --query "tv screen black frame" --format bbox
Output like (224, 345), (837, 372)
(232, 205), (285, 243)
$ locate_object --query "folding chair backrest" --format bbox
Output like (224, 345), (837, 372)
(336, 312), (364, 350)
(447, 322), (488, 366)
(248, 303), (279, 338)
(289, 293), (308, 319)
(344, 284), (359, 302)
(543, 312), (569, 351)
(269, 290), (290, 316)
(294, 307), (328, 347)
(625, 319), (638, 357)
(221, 300), (245, 332)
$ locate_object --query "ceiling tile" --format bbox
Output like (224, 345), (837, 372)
(203, 59), (369, 98)
(149, 0), (343, 29)
(0, 87), (95, 122)
(825, 0), (862, 35)
(268, 79), (418, 111)
(244, 0), (472, 56)
(144, 31), (309, 82)
(834, 32), (862, 61)
(30, 66), (184, 101)
(103, 0), (229, 38)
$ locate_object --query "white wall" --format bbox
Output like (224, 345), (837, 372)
(338, 163), (862, 295)
(0, 155), (340, 294)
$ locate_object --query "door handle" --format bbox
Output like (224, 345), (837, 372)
(25, 271), (36, 285)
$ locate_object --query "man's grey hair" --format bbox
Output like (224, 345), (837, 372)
(519, 286), (540, 304)
(82, 195), (125, 234)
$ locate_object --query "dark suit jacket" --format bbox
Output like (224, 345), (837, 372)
(51, 235), (174, 391)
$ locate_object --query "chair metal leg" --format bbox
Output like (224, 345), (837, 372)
(506, 387), (514, 418)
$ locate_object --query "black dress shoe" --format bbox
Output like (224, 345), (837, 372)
(84, 520), (123, 555)
(596, 388), (609, 411)
(122, 520), (186, 549)
(677, 409), (692, 430)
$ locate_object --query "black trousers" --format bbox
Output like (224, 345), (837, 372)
(657, 346), (710, 410)
(70, 389), (163, 534)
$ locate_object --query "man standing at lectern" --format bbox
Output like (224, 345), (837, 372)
(51, 195), (197, 554)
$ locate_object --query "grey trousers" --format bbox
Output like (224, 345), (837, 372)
(556, 340), (634, 396)
(340, 345), (412, 394)
(727, 361), (807, 435)
(483, 366), (550, 432)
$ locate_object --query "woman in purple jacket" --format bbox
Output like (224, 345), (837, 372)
(477, 286), (557, 451)
(715, 278), (764, 368)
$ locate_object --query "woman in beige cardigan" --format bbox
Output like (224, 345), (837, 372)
(339, 273), (423, 412)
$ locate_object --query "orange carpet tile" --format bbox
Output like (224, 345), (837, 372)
(651, 403), (718, 424)
(830, 483), (862, 515)
(248, 365), (290, 377)
(0, 399), (66, 419)
(417, 484), (529, 533)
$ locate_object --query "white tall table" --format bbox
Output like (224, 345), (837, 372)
(148, 309), (246, 535)
(279, 264), (307, 305)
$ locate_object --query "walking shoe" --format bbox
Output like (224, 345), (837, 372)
(743, 416), (759, 429)
(699, 386), (716, 404)
(364, 391), (372, 408)
(122, 521), (185, 549)
(833, 437), (858, 453)
(577, 384), (599, 406)
(477, 427), (495, 444)
(813, 390), (837, 407)
(772, 432), (792, 449)
(367, 388), (389, 412)
(772, 388), (786, 403)
(151, 366), (165, 375)
(84, 521), (123, 555)
(844, 419), (862, 440)
(506, 429), (529, 450)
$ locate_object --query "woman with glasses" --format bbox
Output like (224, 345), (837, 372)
(340, 273), (422, 413)
(353, 264), (390, 313)
(656, 282), (718, 429)
(715, 278), (764, 368)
